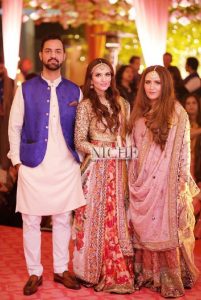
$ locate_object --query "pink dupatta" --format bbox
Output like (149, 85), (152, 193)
(129, 103), (199, 251)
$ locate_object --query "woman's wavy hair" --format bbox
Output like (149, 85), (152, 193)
(195, 135), (201, 183)
(115, 64), (133, 87)
(82, 58), (121, 133)
(129, 65), (176, 150)
(184, 93), (201, 183)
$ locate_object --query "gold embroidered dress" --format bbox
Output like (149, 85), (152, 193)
(73, 98), (134, 294)
(128, 103), (199, 297)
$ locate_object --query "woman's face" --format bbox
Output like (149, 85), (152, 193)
(122, 66), (134, 82)
(144, 70), (162, 103)
(185, 96), (199, 116)
(91, 64), (112, 95)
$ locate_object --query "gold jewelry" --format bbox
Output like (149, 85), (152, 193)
(91, 60), (109, 74)
(150, 66), (158, 79)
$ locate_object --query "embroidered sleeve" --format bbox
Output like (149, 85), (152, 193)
(179, 114), (200, 196)
(74, 101), (94, 154)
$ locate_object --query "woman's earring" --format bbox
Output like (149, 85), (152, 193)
(90, 83), (93, 89)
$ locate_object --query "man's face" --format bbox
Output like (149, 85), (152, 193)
(131, 58), (140, 73)
(39, 39), (66, 71)
(163, 54), (172, 68)
(185, 62), (190, 73)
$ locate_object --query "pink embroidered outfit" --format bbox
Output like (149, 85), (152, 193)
(128, 103), (199, 297)
(73, 98), (134, 294)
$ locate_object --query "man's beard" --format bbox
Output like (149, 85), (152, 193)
(43, 59), (62, 71)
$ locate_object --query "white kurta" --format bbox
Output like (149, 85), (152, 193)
(8, 77), (86, 215)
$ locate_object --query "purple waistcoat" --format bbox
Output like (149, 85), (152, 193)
(20, 76), (80, 167)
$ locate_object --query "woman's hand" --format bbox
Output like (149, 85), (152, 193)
(15, 164), (22, 172)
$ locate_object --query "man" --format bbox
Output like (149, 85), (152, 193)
(184, 57), (201, 94)
(163, 52), (180, 74)
(8, 34), (86, 295)
(129, 55), (141, 93)
(163, 52), (172, 69)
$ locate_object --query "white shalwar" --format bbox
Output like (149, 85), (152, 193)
(8, 76), (86, 216)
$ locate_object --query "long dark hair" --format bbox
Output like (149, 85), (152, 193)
(195, 135), (201, 183)
(184, 93), (201, 126)
(184, 93), (201, 183)
(115, 64), (133, 87)
(129, 65), (176, 150)
(82, 58), (121, 133)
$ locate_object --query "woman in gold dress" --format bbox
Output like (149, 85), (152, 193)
(72, 58), (134, 294)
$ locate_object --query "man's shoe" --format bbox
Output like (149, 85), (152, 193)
(23, 275), (42, 296)
(54, 271), (81, 290)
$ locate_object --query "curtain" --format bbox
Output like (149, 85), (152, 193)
(134, 0), (170, 66)
(2, 0), (23, 79)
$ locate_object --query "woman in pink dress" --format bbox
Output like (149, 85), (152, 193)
(128, 65), (200, 297)
(72, 58), (134, 294)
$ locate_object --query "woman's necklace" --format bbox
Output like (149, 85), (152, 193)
(99, 96), (111, 110)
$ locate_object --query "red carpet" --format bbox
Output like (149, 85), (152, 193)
(0, 225), (201, 300)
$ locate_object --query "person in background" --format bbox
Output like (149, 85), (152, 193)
(163, 52), (187, 102)
(0, 62), (5, 116)
(128, 65), (200, 298)
(0, 166), (20, 227)
(8, 34), (86, 296)
(129, 55), (141, 94)
(19, 58), (34, 80)
(168, 65), (188, 105)
(73, 58), (134, 294)
(184, 93), (201, 239)
(115, 64), (136, 110)
(163, 52), (173, 69)
(25, 73), (38, 81)
(184, 57), (201, 95)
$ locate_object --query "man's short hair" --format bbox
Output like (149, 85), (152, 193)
(163, 52), (172, 58)
(186, 57), (199, 71)
(40, 34), (65, 52)
(129, 56), (140, 64)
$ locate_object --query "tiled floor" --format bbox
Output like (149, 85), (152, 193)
(0, 225), (200, 300)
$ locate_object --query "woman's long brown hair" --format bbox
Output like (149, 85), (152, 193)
(129, 65), (176, 150)
(184, 93), (201, 182)
(82, 58), (121, 133)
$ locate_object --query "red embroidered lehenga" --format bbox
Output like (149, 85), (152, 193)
(72, 98), (134, 294)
